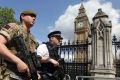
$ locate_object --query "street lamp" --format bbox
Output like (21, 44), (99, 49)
(112, 35), (120, 60)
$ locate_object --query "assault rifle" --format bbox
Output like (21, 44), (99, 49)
(52, 58), (65, 80)
(42, 58), (65, 80)
(13, 35), (41, 80)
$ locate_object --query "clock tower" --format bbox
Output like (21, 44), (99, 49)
(74, 3), (90, 43)
(74, 3), (91, 62)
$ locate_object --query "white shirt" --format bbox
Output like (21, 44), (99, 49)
(37, 44), (49, 57)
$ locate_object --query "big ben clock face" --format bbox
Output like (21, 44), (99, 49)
(77, 22), (83, 28)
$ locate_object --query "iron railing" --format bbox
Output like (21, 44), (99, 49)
(59, 40), (91, 80)
(112, 35), (120, 77)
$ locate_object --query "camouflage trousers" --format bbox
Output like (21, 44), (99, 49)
(0, 65), (11, 80)
(0, 65), (23, 80)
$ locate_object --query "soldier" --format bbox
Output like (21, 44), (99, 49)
(0, 10), (38, 80)
(37, 31), (64, 80)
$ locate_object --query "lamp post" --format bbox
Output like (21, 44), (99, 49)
(112, 35), (120, 60)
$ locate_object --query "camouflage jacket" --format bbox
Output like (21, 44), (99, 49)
(0, 23), (37, 80)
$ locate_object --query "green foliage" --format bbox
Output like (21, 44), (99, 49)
(0, 7), (19, 29)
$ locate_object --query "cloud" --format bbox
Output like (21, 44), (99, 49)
(49, 0), (120, 41)
(48, 4), (79, 41)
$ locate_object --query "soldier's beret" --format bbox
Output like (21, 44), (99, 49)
(48, 31), (63, 39)
(21, 10), (36, 17)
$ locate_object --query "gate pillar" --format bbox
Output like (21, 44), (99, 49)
(90, 9), (115, 79)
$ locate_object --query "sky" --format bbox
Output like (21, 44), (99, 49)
(0, 0), (120, 43)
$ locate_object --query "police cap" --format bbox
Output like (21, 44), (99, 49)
(48, 31), (63, 40)
(21, 10), (36, 17)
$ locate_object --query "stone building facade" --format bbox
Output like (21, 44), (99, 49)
(74, 3), (115, 79)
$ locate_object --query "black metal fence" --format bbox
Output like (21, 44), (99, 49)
(57, 35), (120, 80)
(112, 35), (120, 77)
(59, 40), (91, 80)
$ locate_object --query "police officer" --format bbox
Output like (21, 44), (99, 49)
(0, 10), (38, 80)
(37, 31), (63, 80)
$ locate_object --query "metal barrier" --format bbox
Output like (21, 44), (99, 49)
(76, 76), (120, 80)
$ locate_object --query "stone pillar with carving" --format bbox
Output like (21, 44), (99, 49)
(90, 8), (115, 79)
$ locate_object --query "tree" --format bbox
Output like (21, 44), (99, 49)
(0, 7), (19, 29)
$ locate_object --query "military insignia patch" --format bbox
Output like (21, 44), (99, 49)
(4, 25), (11, 29)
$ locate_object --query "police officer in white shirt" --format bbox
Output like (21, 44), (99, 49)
(37, 31), (63, 80)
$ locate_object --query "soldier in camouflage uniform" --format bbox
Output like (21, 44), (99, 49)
(0, 10), (38, 80)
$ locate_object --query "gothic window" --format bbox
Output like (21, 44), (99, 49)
(98, 26), (103, 31)
(98, 26), (103, 39)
